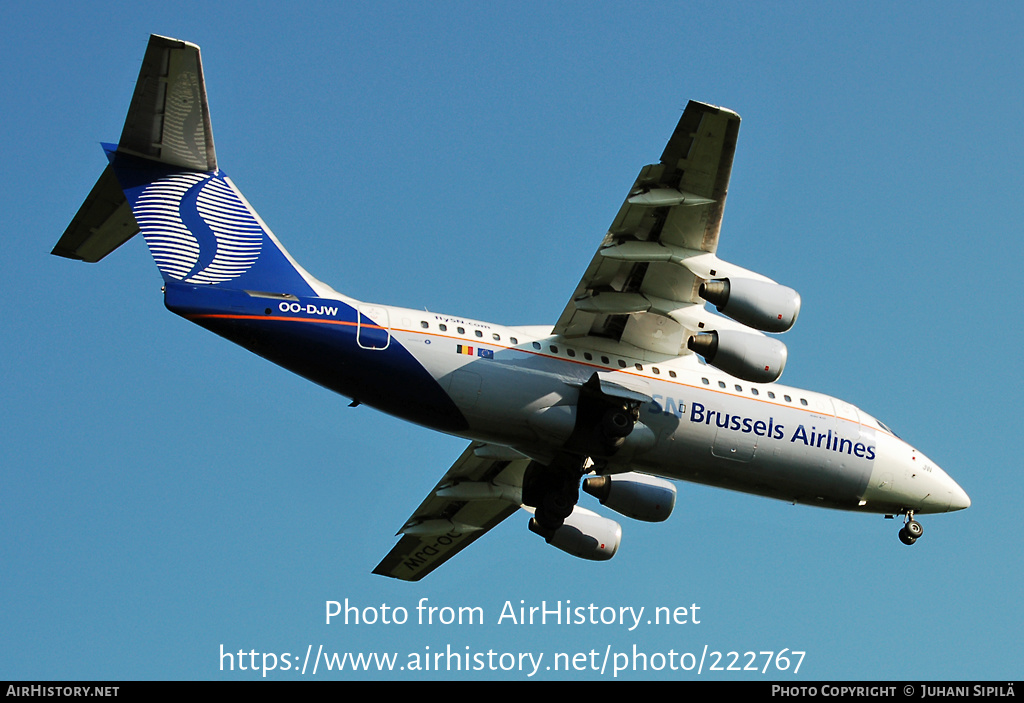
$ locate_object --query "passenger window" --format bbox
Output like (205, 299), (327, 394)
(457, 327), (465, 334)
(719, 381), (726, 389)
(751, 388), (759, 396)
(635, 363), (643, 371)
(768, 391), (776, 399)
(439, 324), (447, 332)
(420, 321), (429, 329)
(800, 398), (808, 406)
(652, 367), (660, 375)
(583, 352), (593, 361)
(618, 360), (627, 368)
(492, 333), (500, 341)
(550, 345), (558, 353)
(510, 337), (518, 345)
(532, 342), (541, 350)
(784, 395), (792, 402)
(702, 378), (709, 385)
(475, 330), (483, 338)
(601, 356), (610, 364)
(567, 349), (576, 357)
(669, 370), (677, 378)
(735, 384), (742, 392)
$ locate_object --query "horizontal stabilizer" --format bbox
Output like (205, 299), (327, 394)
(51, 165), (137, 262)
(118, 35), (217, 171)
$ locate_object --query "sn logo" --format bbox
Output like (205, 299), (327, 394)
(649, 396), (685, 418)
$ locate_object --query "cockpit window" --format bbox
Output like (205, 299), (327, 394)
(876, 419), (900, 437)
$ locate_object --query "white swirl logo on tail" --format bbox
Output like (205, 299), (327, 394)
(136, 173), (263, 284)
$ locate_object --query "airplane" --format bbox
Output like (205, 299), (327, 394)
(53, 35), (970, 581)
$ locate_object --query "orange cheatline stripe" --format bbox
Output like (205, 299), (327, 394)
(187, 313), (366, 328)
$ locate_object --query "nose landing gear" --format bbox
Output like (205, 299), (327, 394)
(898, 512), (924, 545)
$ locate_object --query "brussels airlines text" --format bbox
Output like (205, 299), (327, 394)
(688, 402), (876, 460)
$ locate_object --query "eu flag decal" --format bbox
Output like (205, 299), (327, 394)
(477, 348), (494, 359)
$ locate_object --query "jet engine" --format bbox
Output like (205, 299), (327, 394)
(688, 329), (787, 384)
(699, 278), (801, 333)
(528, 507), (621, 561)
(582, 472), (676, 522)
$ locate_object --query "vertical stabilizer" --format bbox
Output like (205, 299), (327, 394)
(54, 35), (330, 300)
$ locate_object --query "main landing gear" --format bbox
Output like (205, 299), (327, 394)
(525, 408), (639, 537)
(524, 373), (642, 540)
(524, 453), (589, 535)
(898, 512), (924, 545)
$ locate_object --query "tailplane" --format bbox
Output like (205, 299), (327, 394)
(53, 35), (323, 298)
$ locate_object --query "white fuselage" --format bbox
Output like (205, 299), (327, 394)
(364, 302), (970, 517)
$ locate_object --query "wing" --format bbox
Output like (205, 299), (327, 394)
(553, 101), (762, 357)
(372, 443), (529, 581)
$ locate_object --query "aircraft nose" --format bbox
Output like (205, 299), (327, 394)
(910, 449), (971, 513)
(929, 461), (971, 512)
(947, 479), (971, 512)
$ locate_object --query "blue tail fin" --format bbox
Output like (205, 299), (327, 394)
(53, 35), (319, 298)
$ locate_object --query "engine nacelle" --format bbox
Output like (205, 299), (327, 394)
(688, 329), (787, 383)
(582, 472), (676, 522)
(529, 507), (621, 561)
(699, 278), (801, 333)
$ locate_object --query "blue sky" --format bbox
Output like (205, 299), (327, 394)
(2, 1), (1021, 681)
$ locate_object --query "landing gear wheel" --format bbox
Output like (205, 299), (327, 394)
(533, 474), (581, 532)
(602, 408), (633, 438)
(905, 520), (923, 539)
(528, 517), (556, 542)
(539, 492), (574, 523)
(898, 527), (917, 546)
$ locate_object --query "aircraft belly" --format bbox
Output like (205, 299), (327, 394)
(406, 340), (599, 448)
